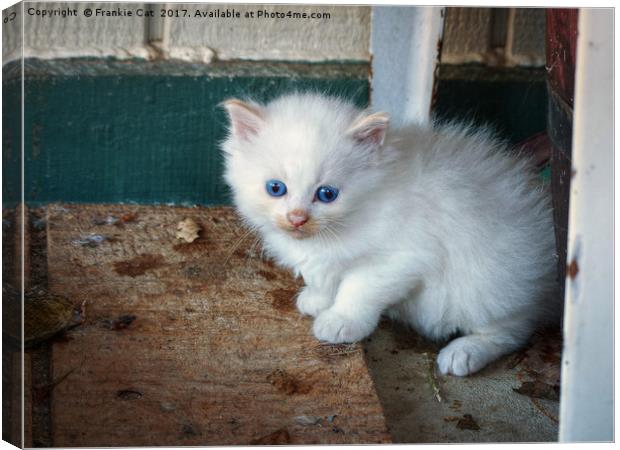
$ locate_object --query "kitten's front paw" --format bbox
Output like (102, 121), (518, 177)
(437, 337), (491, 377)
(313, 310), (374, 344)
(296, 287), (333, 318)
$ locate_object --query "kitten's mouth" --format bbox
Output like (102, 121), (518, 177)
(284, 228), (313, 239)
(276, 218), (319, 239)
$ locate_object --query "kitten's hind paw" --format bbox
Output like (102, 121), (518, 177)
(437, 336), (494, 377)
(296, 287), (333, 318)
(313, 310), (374, 344)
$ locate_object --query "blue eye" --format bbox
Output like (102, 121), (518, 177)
(266, 179), (287, 197)
(316, 185), (339, 203)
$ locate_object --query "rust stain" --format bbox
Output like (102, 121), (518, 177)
(257, 269), (277, 281)
(269, 289), (297, 313)
(443, 416), (460, 422)
(173, 238), (212, 254)
(262, 258), (278, 269)
(113, 254), (164, 277)
(449, 399), (463, 411)
(540, 345), (562, 364)
(567, 258), (579, 280)
(232, 248), (247, 259)
(505, 347), (529, 369)
(119, 212), (138, 224)
(267, 369), (311, 395)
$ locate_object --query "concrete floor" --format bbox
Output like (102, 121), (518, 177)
(363, 320), (561, 443)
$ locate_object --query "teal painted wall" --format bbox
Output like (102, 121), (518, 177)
(3, 63), (22, 207)
(4, 60), (547, 207)
(4, 58), (369, 206)
(434, 65), (547, 144)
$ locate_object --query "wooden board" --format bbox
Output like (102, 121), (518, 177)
(45, 204), (390, 446)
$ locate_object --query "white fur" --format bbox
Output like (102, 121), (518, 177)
(221, 93), (559, 376)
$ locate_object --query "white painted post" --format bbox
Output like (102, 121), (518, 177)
(559, 8), (614, 443)
(370, 6), (445, 126)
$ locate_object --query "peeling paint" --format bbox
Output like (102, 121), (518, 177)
(567, 258), (579, 280)
(566, 235), (582, 304)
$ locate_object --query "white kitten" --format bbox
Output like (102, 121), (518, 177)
(221, 93), (558, 376)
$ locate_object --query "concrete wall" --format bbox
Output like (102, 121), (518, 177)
(3, 2), (371, 63)
(2, 2), (22, 62)
(5, 3), (546, 67)
(168, 4), (370, 62)
(441, 7), (546, 67)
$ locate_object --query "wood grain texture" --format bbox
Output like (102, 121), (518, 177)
(546, 9), (579, 106)
(45, 204), (390, 446)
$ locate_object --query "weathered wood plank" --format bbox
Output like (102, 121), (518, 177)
(46, 204), (390, 446)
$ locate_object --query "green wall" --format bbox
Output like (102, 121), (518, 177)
(3, 63), (22, 207)
(434, 65), (547, 144)
(3, 59), (548, 207)
(3, 58), (369, 206)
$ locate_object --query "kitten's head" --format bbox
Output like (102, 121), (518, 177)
(221, 93), (390, 241)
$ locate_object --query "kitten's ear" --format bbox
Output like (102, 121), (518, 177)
(348, 112), (390, 147)
(222, 99), (265, 141)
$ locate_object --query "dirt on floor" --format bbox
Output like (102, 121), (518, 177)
(363, 320), (561, 443)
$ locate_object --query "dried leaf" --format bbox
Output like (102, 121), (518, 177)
(456, 414), (480, 431)
(266, 369), (311, 395)
(120, 212), (138, 223)
(4, 285), (82, 346)
(513, 381), (560, 401)
(294, 415), (321, 426)
(176, 218), (201, 243)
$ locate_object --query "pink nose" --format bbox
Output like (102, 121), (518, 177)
(287, 209), (309, 228)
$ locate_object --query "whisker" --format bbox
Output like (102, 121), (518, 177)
(222, 225), (258, 267)
(245, 235), (263, 265)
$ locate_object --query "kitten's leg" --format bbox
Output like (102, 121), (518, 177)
(296, 272), (339, 317)
(296, 285), (335, 317)
(436, 315), (536, 376)
(313, 263), (418, 343)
